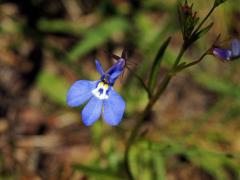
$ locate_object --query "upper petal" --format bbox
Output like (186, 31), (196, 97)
(103, 88), (125, 126)
(106, 58), (125, 84)
(231, 39), (240, 57)
(108, 70), (123, 84)
(212, 47), (232, 60)
(95, 59), (105, 76)
(82, 96), (103, 126)
(66, 80), (97, 107)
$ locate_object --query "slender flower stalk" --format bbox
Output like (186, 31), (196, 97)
(192, 5), (215, 35)
(123, 1), (226, 178)
(124, 45), (186, 180)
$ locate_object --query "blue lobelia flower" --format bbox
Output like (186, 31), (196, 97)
(212, 38), (240, 61)
(66, 58), (126, 126)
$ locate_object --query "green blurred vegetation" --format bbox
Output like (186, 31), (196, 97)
(1, 0), (240, 179)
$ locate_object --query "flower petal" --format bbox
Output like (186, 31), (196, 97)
(82, 96), (103, 126)
(108, 70), (123, 84)
(213, 47), (232, 60)
(106, 58), (125, 84)
(66, 80), (97, 107)
(103, 88), (125, 126)
(95, 59), (105, 76)
(231, 39), (240, 57)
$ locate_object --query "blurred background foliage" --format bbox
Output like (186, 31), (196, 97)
(0, 0), (240, 179)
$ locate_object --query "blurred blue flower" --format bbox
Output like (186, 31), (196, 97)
(213, 38), (240, 61)
(67, 59), (126, 126)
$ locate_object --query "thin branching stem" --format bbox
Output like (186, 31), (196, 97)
(192, 4), (216, 36)
(182, 52), (208, 69)
(127, 66), (152, 98)
(124, 45), (186, 180)
(173, 44), (187, 68)
(181, 34), (221, 70)
(124, 3), (223, 178)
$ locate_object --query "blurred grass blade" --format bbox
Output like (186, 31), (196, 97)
(67, 17), (129, 62)
(73, 164), (123, 180)
(152, 152), (165, 180)
(37, 19), (86, 35)
(186, 147), (230, 179)
(148, 37), (171, 93)
(195, 72), (240, 100)
(37, 69), (69, 106)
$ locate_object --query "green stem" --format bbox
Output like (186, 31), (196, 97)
(124, 45), (186, 180)
(192, 4), (215, 36)
(123, 3), (221, 179)
(173, 45), (186, 68)
(124, 102), (151, 180)
(182, 52), (208, 70)
(127, 66), (152, 99)
(180, 34), (221, 71)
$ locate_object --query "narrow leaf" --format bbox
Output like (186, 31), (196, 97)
(195, 72), (240, 100)
(66, 17), (129, 62)
(37, 19), (86, 35)
(148, 37), (171, 93)
(214, 0), (227, 7)
(73, 164), (123, 180)
(191, 22), (213, 43)
(37, 69), (69, 106)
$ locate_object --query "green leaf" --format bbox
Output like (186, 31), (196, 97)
(214, 0), (227, 7)
(186, 147), (230, 179)
(66, 17), (129, 62)
(197, 22), (214, 37)
(148, 37), (171, 93)
(37, 69), (69, 106)
(73, 164), (123, 180)
(190, 22), (213, 43)
(37, 19), (86, 35)
(152, 152), (166, 180)
(195, 72), (240, 100)
(145, 140), (239, 180)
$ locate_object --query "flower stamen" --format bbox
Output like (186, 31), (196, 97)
(92, 81), (110, 100)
